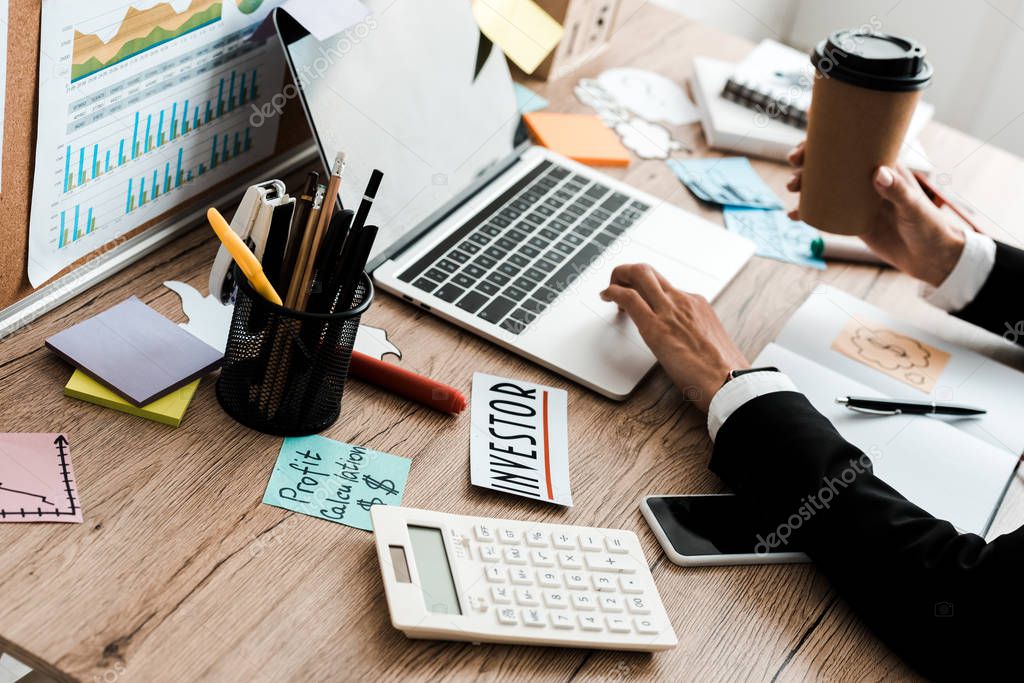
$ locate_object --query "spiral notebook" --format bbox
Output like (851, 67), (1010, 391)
(757, 286), (1024, 535)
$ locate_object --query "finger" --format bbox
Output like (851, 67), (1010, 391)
(786, 170), (802, 192)
(600, 284), (656, 331)
(786, 142), (805, 167)
(787, 208), (800, 221)
(873, 165), (920, 209)
(609, 264), (672, 312)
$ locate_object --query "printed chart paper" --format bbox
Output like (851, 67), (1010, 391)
(263, 435), (411, 531)
(0, 434), (83, 523)
(29, 0), (289, 286)
(470, 372), (572, 506)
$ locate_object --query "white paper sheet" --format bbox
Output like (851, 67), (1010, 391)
(470, 372), (572, 507)
(777, 286), (1024, 455)
(280, 0), (370, 42)
(755, 343), (1017, 535)
(28, 0), (289, 286)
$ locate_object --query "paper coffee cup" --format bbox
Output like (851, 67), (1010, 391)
(799, 31), (932, 236)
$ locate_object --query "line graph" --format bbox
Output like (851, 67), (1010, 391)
(72, 0), (223, 82)
(0, 434), (82, 523)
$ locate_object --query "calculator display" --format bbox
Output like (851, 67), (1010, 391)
(408, 526), (462, 615)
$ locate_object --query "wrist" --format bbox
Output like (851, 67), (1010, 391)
(917, 227), (966, 288)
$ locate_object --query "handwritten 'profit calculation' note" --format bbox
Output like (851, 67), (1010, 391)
(831, 318), (951, 393)
(263, 435), (411, 531)
(0, 433), (83, 524)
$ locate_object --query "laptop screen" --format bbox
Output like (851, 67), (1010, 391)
(284, 0), (522, 265)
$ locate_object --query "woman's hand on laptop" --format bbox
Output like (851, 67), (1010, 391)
(600, 264), (748, 413)
(786, 142), (964, 288)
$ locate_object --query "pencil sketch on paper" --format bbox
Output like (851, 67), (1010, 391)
(831, 318), (951, 393)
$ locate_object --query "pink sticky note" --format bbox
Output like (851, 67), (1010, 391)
(0, 434), (83, 523)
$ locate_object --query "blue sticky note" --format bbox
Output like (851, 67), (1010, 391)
(515, 83), (549, 113)
(262, 435), (412, 531)
(667, 157), (783, 209)
(723, 208), (825, 270)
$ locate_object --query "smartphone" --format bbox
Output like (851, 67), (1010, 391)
(640, 494), (810, 566)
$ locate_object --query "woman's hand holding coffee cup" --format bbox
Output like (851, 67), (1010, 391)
(786, 142), (965, 288)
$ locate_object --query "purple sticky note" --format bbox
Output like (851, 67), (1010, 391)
(46, 297), (223, 407)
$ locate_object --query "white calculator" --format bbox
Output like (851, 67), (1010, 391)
(370, 506), (678, 651)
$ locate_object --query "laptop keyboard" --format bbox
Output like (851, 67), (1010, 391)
(397, 160), (650, 334)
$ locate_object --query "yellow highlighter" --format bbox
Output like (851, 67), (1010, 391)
(206, 208), (283, 306)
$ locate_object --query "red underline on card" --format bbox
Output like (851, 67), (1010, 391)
(542, 391), (553, 501)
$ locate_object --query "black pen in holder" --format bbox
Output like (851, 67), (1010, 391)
(216, 267), (373, 436)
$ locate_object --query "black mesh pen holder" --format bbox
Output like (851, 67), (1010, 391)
(216, 271), (373, 436)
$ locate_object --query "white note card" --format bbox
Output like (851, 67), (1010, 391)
(470, 372), (572, 507)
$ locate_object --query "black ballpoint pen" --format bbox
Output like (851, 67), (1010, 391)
(835, 396), (987, 416)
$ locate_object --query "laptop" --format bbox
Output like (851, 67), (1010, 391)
(274, 0), (754, 400)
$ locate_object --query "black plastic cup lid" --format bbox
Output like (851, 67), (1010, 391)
(812, 30), (932, 91)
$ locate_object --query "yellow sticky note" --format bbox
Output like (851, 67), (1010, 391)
(473, 0), (564, 75)
(64, 370), (199, 428)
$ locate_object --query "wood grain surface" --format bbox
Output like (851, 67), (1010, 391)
(2, 3), (1022, 681)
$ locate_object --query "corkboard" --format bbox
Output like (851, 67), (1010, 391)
(0, 2), (312, 312)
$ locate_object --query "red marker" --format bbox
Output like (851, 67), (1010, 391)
(349, 351), (466, 414)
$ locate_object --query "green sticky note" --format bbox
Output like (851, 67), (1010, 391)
(262, 435), (411, 531)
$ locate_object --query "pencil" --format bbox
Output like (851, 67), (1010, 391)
(285, 185), (325, 308)
(295, 153), (347, 310)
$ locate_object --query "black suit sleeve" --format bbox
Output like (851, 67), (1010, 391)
(710, 392), (1023, 681)
(953, 240), (1024, 339)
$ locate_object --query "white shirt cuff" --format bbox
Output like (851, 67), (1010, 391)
(707, 371), (798, 441)
(922, 229), (996, 312)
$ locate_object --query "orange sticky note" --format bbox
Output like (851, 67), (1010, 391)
(523, 112), (631, 167)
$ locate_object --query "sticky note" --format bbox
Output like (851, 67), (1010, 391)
(514, 82), (548, 113)
(831, 319), (951, 394)
(45, 297), (223, 406)
(0, 433), (82, 523)
(65, 370), (199, 427)
(523, 112), (631, 167)
(723, 208), (824, 270)
(262, 435), (411, 531)
(667, 157), (783, 209)
(472, 0), (564, 75)
(470, 372), (572, 507)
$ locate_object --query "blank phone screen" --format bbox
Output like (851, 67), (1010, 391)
(646, 495), (804, 556)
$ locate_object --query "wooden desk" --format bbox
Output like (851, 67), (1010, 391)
(3, 4), (1023, 681)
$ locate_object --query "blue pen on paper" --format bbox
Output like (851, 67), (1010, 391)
(515, 83), (549, 113)
(262, 435), (411, 531)
(667, 157), (783, 209)
(723, 207), (825, 269)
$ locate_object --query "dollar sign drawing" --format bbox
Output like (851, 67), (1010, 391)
(363, 475), (399, 496)
(357, 497), (385, 511)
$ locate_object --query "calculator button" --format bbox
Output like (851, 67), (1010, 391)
(635, 617), (660, 634)
(607, 616), (631, 633)
(531, 550), (555, 567)
(620, 577), (643, 594)
(525, 530), (549, 547)
(552, 533), (576, 549)
(542, 591), (568, 609)
(537, 570), (561, 587)
(592, 575), (615, 592)
(504, 547), (527, 565)
(467, 594), (488, 612)
(551, 613), (574, 629)
(523, 608), (546, 627)
(585, 553), (639, 574)
(474, 524), (495, 541)
(571, 593), (596, 611)
(565, 573), (588, 590)
(626, 596), (651, 614)
(558, 552), (583, 569)
(579, 534), (602, 552)
(479, 545), (500, 563)
(578, 615), (603, 631)
(515, 588), (540, 606)
(510, 567), (532, 585)
(605, 536), (629, 554)
(485, 566), (506, 583)
(599, 595), (624, 613)
(497, 607), (518, 625)
(498, 528), (520, 544)
(491, 586), (512, 604)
